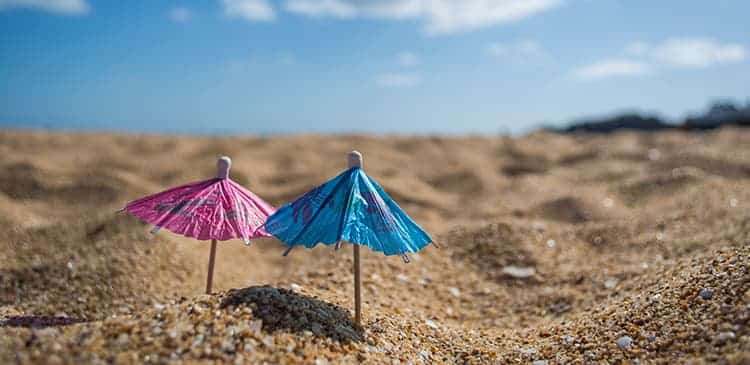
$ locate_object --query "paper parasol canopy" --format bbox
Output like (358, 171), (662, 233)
(122, 156), (275, 293)
(264, 151), (434, 325)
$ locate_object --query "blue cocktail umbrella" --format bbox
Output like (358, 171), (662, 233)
(264, 151), (435, 325)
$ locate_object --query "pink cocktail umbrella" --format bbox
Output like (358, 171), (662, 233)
(121, 156), (275, 293)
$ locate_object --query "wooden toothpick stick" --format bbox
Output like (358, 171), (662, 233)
(206, 157), (232, 294)
(206, 239), (217, 294)
(353, 242), (361, 326)
(348, 150), (363, 326)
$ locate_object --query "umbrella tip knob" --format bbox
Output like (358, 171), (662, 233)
(217, 156), (232, 179)
(347, 150), (362, 168)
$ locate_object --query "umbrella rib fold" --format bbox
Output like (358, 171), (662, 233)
(286, 171), (351, 247)
(148, 183), (212, 237)
(337, 168), (360, 247)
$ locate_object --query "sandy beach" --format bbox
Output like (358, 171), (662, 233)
(1, 128), (748, 364)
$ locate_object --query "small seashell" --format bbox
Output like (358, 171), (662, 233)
(714, 331), (735, 344)
(616, 336), (633, 350)
(698, 288), (714, 300)
(425, 320), (439, 330)
(502, 266), (535, 279)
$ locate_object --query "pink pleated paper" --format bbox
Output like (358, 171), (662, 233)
(125, 177), (275, 242)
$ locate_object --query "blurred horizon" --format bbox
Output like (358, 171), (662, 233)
(1, 0), (749, 135)
(2, 98), (749, 137)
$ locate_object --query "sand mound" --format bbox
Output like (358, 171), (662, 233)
(190, 139), (245, 161)
(375, 176), (455, 217)
(576, 221), (639, 249)
(445, 223), (539, 283)
(500, 161), (548, 177)
(498, 142), (550, 177)
(0, 162), (49, 200)
(220, 286), (363, 342)
(426, 170), (485, 195)
(516, 246), (750, 364)
(556, 148), (600, 166)
(530, 196), (605, 224)
(0, 193), (47, 229)
(654, 153), (750, 179)
(618, 167), (706, 205)
(0, 215), (197, 320)
(0, 161), (123, 205)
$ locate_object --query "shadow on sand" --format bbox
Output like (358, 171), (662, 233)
(0, 316), (86, 328)
(220, 285), (364, 343)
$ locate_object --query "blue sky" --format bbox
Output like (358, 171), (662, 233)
(0, 0), (748, 134)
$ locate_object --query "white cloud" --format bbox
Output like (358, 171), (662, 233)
(376, 72), (420, 88)
(624, 41), (649, 57)
(376, 53), (420, 88)
(651, 38), (746, 68)
(284, 0), (563, 35)
(624, 38), (746, 68)
(570, 58), (651, 81)
(285, 0), (356, 17)
(486, 38), (548, 64)
(573, 37), (747, 81)
(168, 6), (192, 23)
(223, 0), (275, 22)
(423, 0), (563, 35)
(0, 0), (89, 15)
(397, 51), (420, 67)
(487, 39), (542, 56)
